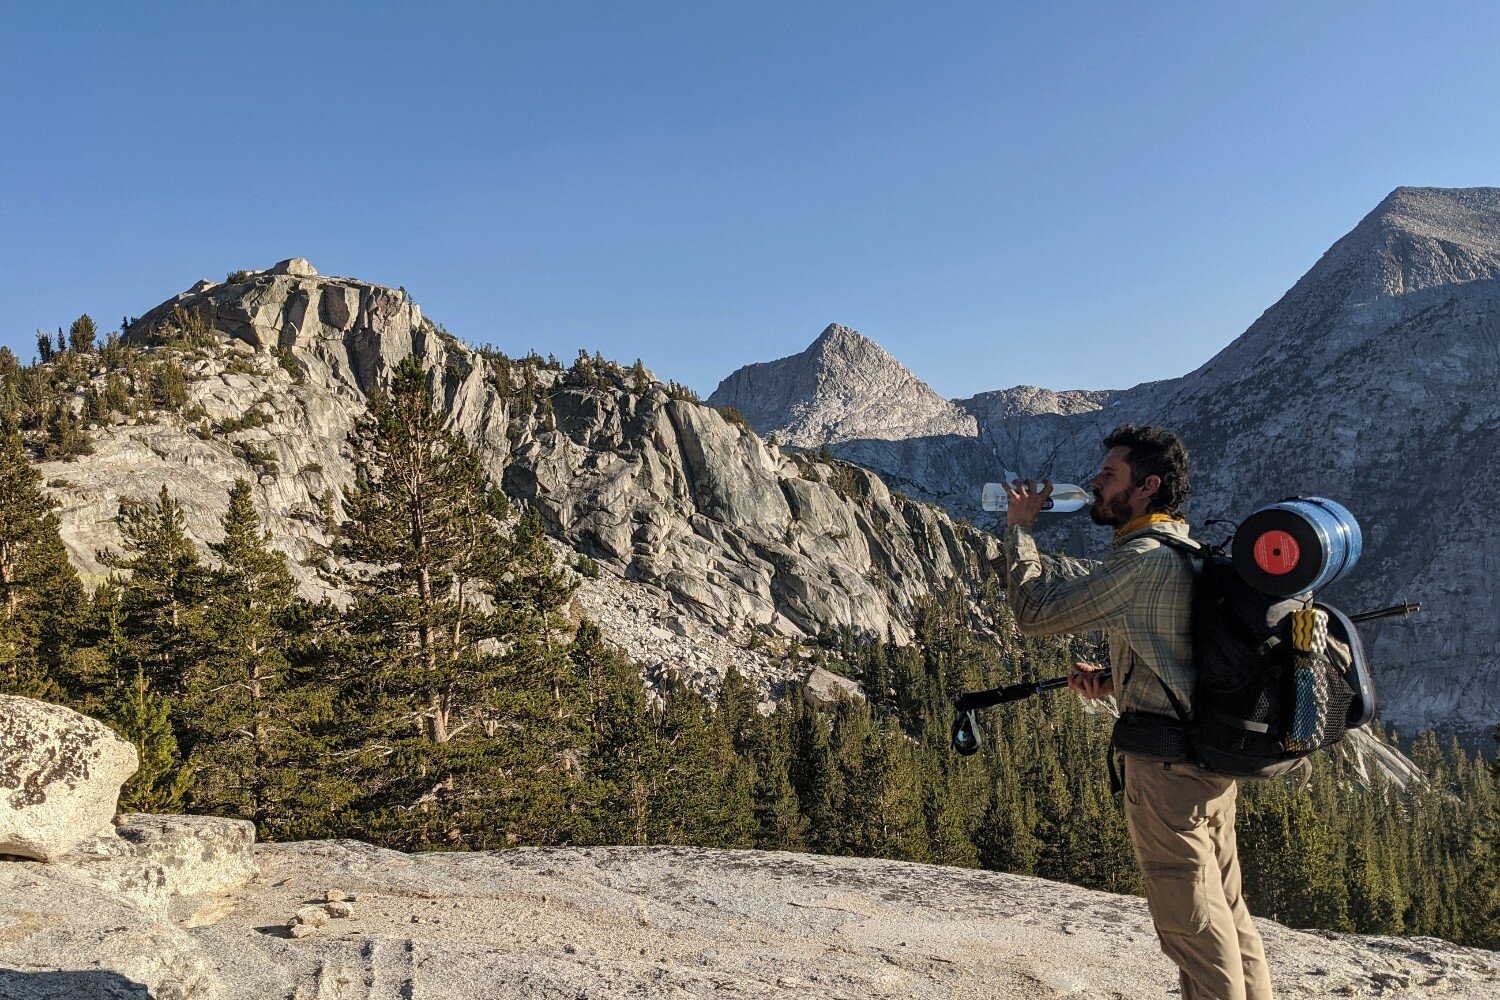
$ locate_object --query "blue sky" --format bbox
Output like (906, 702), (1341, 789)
(3, 2), (1497, 398)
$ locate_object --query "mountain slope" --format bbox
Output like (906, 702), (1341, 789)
(1047, 187), (1500, 739)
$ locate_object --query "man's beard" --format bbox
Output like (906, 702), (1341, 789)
(1090, 489), (1133, 527)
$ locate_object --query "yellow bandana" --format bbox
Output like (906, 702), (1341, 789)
(1114, 512), (1186, 539)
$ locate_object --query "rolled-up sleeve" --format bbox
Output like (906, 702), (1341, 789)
(1004, 525), (1141, 636)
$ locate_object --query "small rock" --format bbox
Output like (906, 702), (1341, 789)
(287, 922), (317, 939)
(325, 901), (353, 918)
(294, 905), (330, 928)
(324, 889), (349, 902)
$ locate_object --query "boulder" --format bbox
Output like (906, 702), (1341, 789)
(0, 696), (138, 861)
(270, 257), (317, 277)
(109, 813), (257, 897)
(802, 666), (865, 710)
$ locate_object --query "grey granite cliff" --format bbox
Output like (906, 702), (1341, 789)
(38, 261), (997, 700)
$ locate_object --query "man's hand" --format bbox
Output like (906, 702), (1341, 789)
(1005, 478), (1053, 529)
(1067, 661), (1113, 700)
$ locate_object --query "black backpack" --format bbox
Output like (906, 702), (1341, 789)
(1109, 532), (1371, 780)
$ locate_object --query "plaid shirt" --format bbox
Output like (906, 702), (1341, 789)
(1002, 520), (1196, 719)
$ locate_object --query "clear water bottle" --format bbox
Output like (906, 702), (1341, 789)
(981, 473), (1090, 513)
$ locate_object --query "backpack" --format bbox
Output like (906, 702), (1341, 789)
(1109, 531), (1373, 780)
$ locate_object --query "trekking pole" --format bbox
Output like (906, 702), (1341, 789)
(950, 669), (1113, 756)
(1347, 601), (1421, 624)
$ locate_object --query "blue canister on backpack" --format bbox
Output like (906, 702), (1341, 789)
(1231, 497), (1363, 598)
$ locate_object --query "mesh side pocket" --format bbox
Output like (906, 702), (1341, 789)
(1318, 661), (1355, 747)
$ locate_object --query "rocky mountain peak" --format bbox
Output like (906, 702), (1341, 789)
(707, 324), (977, 448)
(809, 321), (877, 354)
(1324, 186), (1500, 299)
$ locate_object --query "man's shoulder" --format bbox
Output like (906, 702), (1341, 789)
(1112, 524), (1197, 563)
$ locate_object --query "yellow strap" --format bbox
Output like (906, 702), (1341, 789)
(1115, 512), (1186, 539)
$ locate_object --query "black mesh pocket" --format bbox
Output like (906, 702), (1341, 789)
(1317, 661), (1355, 748)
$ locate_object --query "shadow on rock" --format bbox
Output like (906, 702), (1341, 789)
(0, 968), (152, 999)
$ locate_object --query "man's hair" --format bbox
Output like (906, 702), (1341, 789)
(1102, 424), (1190, 515)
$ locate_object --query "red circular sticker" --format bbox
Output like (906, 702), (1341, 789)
(1253, 530), (1301, 575)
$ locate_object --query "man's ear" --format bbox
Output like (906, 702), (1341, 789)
(1140, 474), (1162, 499)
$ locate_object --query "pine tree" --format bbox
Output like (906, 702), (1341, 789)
(146, 361), (188, 410)
(975, 781), (1041, 875)
(0, 419), (85, 699)
(82, 388), (106, 425)
(113, 667), (193, 811)
(750, 728), (810, 851)
(923, 760), (979, 868)
(569, 619), (655, 845)
(338, 355), (578, 850)
(1460, 725), (1500, 948)
(1347, 839), (1404, 934)
(42, 402), (92, 459)
(102, 372), (130, 414)
(186, 478), (314, 832)
(103, 485), (209, 696)
(788, 693), (843, 854)
(68, 314), (98, 354)
(647, 679), (755, 848)
(835, 706), (931, 862)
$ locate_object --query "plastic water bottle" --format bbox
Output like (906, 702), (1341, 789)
(981, 472), (1090, 513)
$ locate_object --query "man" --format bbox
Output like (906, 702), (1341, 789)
(1001, 424), (1272, 1000)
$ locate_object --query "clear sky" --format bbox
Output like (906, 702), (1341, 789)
(3, 2), (1498, 398)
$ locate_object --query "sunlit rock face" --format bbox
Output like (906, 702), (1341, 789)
(42, 263), (998, 702)
(720, 189), (1500, 741)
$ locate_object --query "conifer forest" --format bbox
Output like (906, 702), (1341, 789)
(1, 323), (1497, 953)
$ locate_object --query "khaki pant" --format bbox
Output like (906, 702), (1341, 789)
(1123, 758), (1273, 1000)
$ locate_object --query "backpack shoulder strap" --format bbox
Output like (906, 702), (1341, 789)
(1137, 529), (1210, 560)
(1134, 530), (1204, 744)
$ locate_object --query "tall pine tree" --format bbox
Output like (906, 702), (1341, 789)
(0, 419), (84, 699)
(338, 355), (578, 850)
(187, 478), (327, 835)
